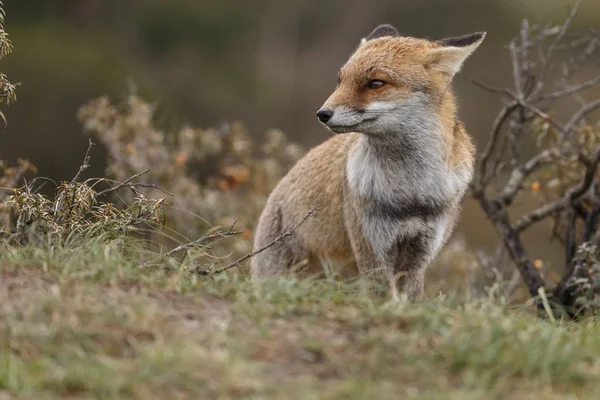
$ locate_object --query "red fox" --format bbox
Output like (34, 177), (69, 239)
(250, 24), (484, 301)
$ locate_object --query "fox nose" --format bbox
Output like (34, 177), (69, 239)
(316, 108), (334, 123)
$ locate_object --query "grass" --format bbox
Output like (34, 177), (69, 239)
(1, 237), (600, 399)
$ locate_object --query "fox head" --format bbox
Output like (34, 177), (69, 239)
(316, 24), (485, 135)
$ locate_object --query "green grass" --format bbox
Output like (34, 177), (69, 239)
(0, 237), (599, 399)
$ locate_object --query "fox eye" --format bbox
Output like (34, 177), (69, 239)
(367, 79), (386, 89)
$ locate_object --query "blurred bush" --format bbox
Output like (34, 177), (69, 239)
(0, 0), (17, 121)
(78, 94), (303, 256)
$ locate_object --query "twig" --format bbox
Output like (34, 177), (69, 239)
(564, 98), (600, 133)
(53, 141), (95, 221)
(475, 101), (519, 188)
(514, 197), (569, 233)
(555, 31), (599, 50)
(519, 102), (567, 136)
(96, 169), (150, 196)
(500, 149), (559, 205)
(515, 148), (600, 232)
(534, 75), (600, 102)
(537, 0), (584, 90)
(510, 39), (524, 100)
(570, 148), (600, 200)
(199, 206), (317, 275)
(520, 19), (534, 97)
(70, 138), (94, 184)
(472, 79), (567, 135)
(472, 79), (514, 97)
(163, 228), (243, 259)
(139, 221), (244, 268)
(475, 189), (546, 297)
(118, 183), (173, 197)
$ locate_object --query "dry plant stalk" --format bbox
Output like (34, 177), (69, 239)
(199, 206), (317, 276)
(472, 0), (600, 315)
(0, 0), (18, 124)
(3, 140), (169, 245)
(1, 142), (254, 275)
(3, 92), (306, 274)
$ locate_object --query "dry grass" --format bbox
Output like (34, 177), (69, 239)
(1, 236), (600, 399)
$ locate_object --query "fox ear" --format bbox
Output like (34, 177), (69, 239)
(361, 24), (400, 44)
(428, 32), (486, 77)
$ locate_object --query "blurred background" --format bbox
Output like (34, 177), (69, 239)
(0, 0), (599, 271)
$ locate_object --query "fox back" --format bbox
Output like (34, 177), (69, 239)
(251, 24), (484, 301)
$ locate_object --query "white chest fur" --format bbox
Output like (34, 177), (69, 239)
(346, 133), (470, 262)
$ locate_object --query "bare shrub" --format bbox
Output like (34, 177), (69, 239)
(472, 0), (600, 316)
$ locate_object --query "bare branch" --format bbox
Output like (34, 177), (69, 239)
(118, 183), (173, 197)
(500, 149), (559, 205)
(537, 0), (584, 88)
(472, 79), (514, 97)
(472, 79), (567, 135)
(53, 142), (95, 222)
(159, 227), (243, 264)
(519, 19), (534, 97)
(138, 221), (245, 269)
(475, 100), (519, 188)
(199, 206), (317, 275)
(515, 197), (568, 233)
(564, 98), (600, 133)
(96, 169), (150, 197)
(570, 148), (600, 200)
(70, 138), (94, 184)
(520, 102), (567, 135)
(515, 148), (600, 232)
(510, 39), (523, 99)
(535, 75), (600, 102)
(474, 190), (546, 297)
